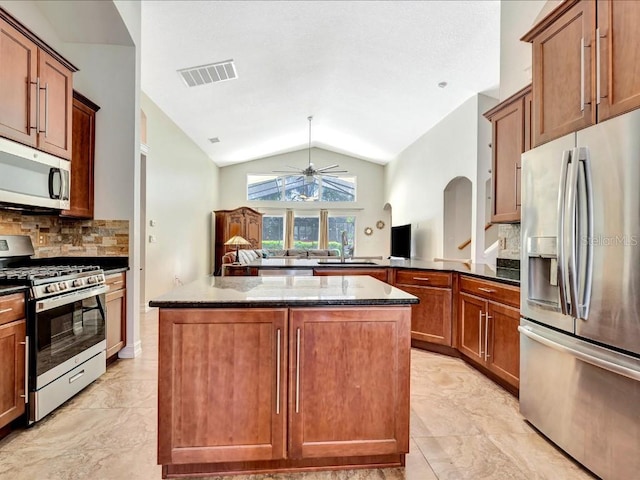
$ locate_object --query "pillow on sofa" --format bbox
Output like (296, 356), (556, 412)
(237, 249), (259, 264)
(307, 249), (329, 257)
(286, 249), (308, 257)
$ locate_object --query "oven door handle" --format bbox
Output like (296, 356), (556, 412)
(35, 285), (109, 312)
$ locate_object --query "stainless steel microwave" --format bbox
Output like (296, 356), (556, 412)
(0, 137), (70, 210)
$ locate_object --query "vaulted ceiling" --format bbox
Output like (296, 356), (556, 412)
(141, 1), (501, 167)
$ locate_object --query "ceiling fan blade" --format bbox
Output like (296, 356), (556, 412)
(319, 170), (348, 174)
(316, 164), (340, 171)
(272, 170), (300, 173)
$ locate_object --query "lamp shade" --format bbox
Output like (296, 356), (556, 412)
(224, 235), (251, 246)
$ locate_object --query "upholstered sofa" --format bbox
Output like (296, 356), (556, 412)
(222, 248), (340, 266)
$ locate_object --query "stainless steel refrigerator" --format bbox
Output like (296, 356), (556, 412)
(520, 109), (640, 480)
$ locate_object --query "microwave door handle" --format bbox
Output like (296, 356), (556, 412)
(580, 148), (594, 319)
(48, 168), (61, 200)
(566, 148), (581, 318)
(557, 149), (571, 315)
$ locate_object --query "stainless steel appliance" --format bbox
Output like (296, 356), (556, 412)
(0, 137), (70, 210)
(0, 235), (106, 423)
(520, 109), (640, 479)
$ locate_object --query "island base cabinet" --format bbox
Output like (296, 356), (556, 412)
(158, 308), (288, 466)
(289, 307), (410, 459)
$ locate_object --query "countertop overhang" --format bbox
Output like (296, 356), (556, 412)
(150, 275), (419, 309)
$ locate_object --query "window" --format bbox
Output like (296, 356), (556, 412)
(293, 216), (319, 249)
(329, 215), (356, 254)
(247, 174), (356, 202)
(262, 215), (284, 249)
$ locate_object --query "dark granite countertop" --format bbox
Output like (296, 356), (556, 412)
(150, 275), (419, 309)
(247, 258), (520, 286)
(0, 285), (29, 296)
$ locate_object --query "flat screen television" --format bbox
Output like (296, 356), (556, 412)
(390, 224), (411, 258)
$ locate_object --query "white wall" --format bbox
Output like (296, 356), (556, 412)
(385, 95), (495, 262)
(141, 93), (219, 302)
(219, 148), (390, 257)
(499, 0), (558, 100)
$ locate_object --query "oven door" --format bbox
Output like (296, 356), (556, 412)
(32, 285), (107, 389)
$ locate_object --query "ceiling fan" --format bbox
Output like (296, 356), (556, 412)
(272, 116), (348, 181)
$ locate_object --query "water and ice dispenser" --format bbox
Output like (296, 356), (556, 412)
(526, 236), (561, 310)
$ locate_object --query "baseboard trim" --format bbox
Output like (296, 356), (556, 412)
(118, 340), (143, 359)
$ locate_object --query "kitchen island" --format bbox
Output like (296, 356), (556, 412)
(150, 275), (418, 478)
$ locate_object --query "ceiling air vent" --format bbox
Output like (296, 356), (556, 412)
(208, 137), (220, 144)
(177, 59), (237, 87)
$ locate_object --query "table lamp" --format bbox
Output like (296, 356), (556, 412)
(224, 235), (251, 264)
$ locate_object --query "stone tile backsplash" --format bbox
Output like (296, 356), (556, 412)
(497, 224), (521, 260)
(0, 210), (128, 258)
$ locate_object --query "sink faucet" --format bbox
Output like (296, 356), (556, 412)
(341, 230), (349, 263)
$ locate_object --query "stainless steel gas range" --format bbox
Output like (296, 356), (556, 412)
(0, 235), (107, 423)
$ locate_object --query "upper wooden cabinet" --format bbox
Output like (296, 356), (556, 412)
(523, 0), (640, 147)
(0, 10), (76, 159)
(61, 92), (99, 218)
(484, 85), (532, 223)
(214, 207), (263, 274)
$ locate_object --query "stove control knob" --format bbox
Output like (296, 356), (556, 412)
(88, 276), (97, 284)
(46, 284), (58, 293)
(58, 282), (67, 290)
(73, 279), (84, 287)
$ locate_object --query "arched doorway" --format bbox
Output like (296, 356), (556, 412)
(443, 177), (472, 259)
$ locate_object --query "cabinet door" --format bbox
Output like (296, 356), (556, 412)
(105, 288), (126, 359)
(597, 0), (640, 121)
(458, 293), (486, 363)
(244, 211), (262, 249)
(0, 17), (37, 146)
(0, 319), (26, 428)
(486, 302), (520, 389)
(61, 93), (97, 218)
(400, 285), (452, 345)
(491, 97), (523, 223)
(226, 211), (245, 252)
(289, 307), (410, 459)
(158, 308), (287, 465)
(531, 0), (595, 146)
(37, 50), (72, 159)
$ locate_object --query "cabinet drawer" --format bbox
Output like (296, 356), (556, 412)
(105, 272), (126, 292)
(395, 270), (451, 288)
(0, 293), (25, 326)
(459, 276), (519, 308)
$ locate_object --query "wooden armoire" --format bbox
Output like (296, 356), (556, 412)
(214, 207), (263, 274)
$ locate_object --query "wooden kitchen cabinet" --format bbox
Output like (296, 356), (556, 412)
(61, 92), (99, 218)
(393, 270), (452, 346)
(289, 307), (410, 459)
(484, 84), (532, 223)
(313, 268), (390, 283)
(457, 276), (520, 393)
(105, 272), (126, 361)
(0, 10), (76, 159)
(214, 207), (263, 274)
(523, 0), (640, 147)
(158, 308), (288, 465)
(0, 292), (26, 429)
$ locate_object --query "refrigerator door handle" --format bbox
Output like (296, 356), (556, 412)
(556, 149), (571, 316)
(519, 325), (640, 382)
(566, 149), (581, 318)
(579, 148), (594, 320)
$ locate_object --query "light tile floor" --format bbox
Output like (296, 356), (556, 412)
(0, 310), (597, 480)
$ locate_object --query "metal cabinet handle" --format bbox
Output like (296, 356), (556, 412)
(596, 28), (601, 104)
(484, 315), (492, 361)
(412, 277), (430, 281)
(0, 307), (13, 314)
(29, 79), (39, 131)
(111, 281), (124, 285)
(477, 287), (496, 293)
(295, 327), (301, 414)
(275, 328), (281, 415)
(41, 82), (49, 137)
(19, 337), (28, 399)
(478, 312), (484, 356)
(580, 37), (585, 111)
